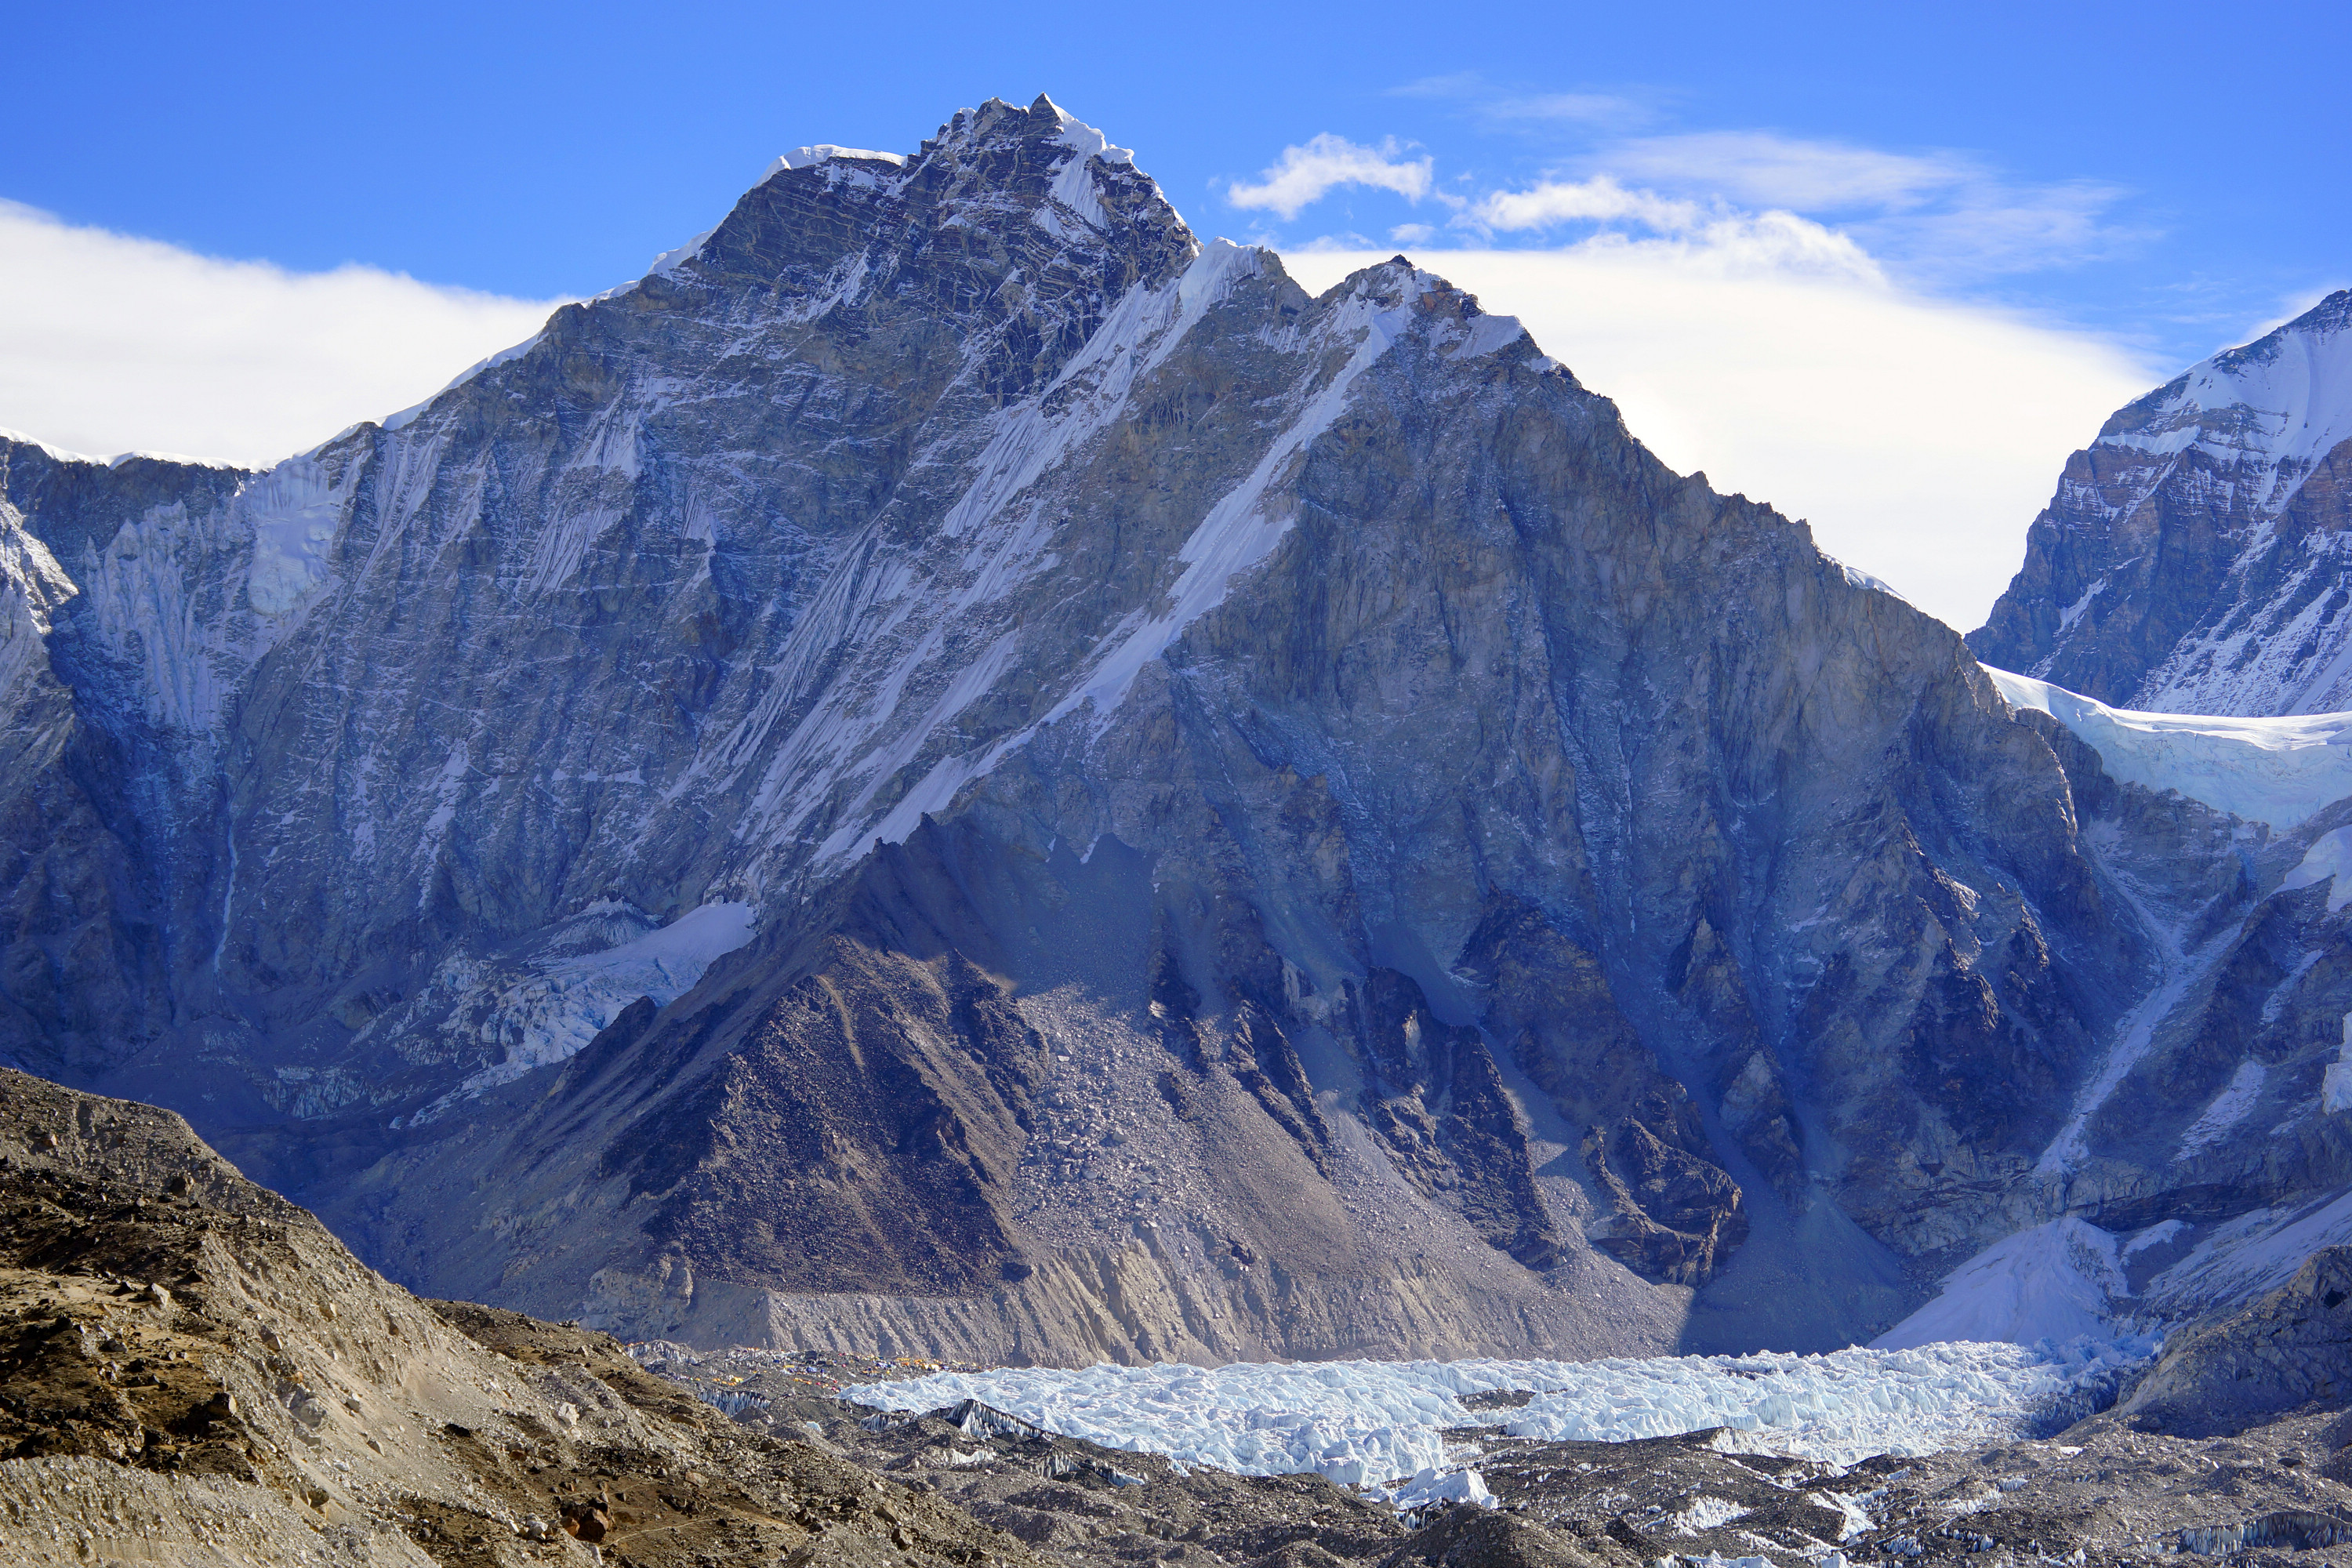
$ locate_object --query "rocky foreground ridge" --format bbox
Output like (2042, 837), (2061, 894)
(5, 95), (2352, 1360)
(16, 1069), (2352, 1568)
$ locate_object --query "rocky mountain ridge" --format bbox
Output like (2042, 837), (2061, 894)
(5, 95), (2351, 1363)
(1973, 289), (2352, 715)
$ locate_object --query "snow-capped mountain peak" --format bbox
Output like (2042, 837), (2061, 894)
(1973, 289), (2352, 715)
(2105, 289), (2352, 507)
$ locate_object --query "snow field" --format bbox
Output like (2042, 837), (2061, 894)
(1984, 667), (2352, 829)
(845, 1341), (2140, 1485)
(1871, 1220), (2126, 1350)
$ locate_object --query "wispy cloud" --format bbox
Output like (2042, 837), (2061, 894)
(1582, 131), (2142, 279)
(1603, 132), (1971, 210)
(1464, 176), (1882, 283)
(1471, 174), (1703, 231)
(0, 198), (567, 467)
(1294, 83), (2153, 285)
(1390, 73), (1655, 132)
(1226, 135), (1436, 221)
(1852, 181), (2139, 281)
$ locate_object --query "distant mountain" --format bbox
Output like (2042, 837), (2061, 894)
(1972, 291), (2352, 715)
(6, 96), (2352, 1365)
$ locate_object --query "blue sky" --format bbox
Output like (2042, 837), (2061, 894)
(16, 0), (2342, 351)
(5, 0), (2345, 628)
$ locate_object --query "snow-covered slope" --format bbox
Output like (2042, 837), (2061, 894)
(2108, 297), (2352, 507)
(1984, 666), (2352, 827)
(1877, 1189), (2352, 1352)
(1871, 1219), (2129, 1349)
(1973, 291), (2352, 715)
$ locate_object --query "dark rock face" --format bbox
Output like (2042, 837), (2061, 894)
(1972, 290), (2352, 715)
(2122, 1246), (2352, 1436)
(5, 94), (2340, 1360)
(1581, 1112), (1747, 1289)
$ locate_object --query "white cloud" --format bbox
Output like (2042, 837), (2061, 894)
(0, 199), (567, 468)
(1603, 131), (1973, 211)
(1472, 174), (1707, 234)
(1464, 176), (1882, 283)
(1584, 131), (2140, 279)
(1854, 181), (2135, 282)
(1227, 135), (1434, 220)
(1282, 241), (2156, 633)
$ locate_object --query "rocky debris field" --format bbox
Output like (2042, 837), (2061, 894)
(0, 1067), (1057, 1567)
(15, 1063), (2352, 1568)
(679, 1390), (2352, 1568)
(630, 1342), (984, 1409)
(653, 1377), (2352, 1568)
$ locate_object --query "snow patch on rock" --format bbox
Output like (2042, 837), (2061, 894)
(2142, 1186), (2352, 1319)
(2284, 829), (2352, 913)
(380, 336), (546, 433)
(1042, 265), (1422, 729)
(2107, 296), (2352, 493)
(0, 506), (78, 704)
(244, 458), (347, 615)
(2178, 1060), (2269, 1158)
(447, 902), (758, 1099)
(0, 425), (241, 471)
(769, 144), (909, 178)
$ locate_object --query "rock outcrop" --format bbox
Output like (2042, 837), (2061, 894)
(2122, 1245), (2352, 1436)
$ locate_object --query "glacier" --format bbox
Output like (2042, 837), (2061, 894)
(1984, 666), (2352, 828)
(844, 1343), (2145, 1483)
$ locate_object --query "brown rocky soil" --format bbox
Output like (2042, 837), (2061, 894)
(15, 1063), (2352, 1568)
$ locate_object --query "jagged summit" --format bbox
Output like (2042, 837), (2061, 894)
(652, 94), (1185, 292)
(1972, 287), (2352, 713)
(388, 96), (1193, 452)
